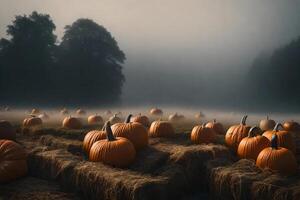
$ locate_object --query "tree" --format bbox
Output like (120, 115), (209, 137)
(0, 11), (57, 104)
(56, 19), (126, 105)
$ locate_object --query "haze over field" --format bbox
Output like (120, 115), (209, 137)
(1, 0), (300, 110)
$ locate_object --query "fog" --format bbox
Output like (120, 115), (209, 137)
(1, 0), (300, 109)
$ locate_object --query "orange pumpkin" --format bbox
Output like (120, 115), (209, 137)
(0, 140), (28, 183)
(111, 115), (148, 150)
(237, 126), (270, 160)
(88, 114), (103, 125)
(0, 120), (16, 140)
(225, 115), (251, 152)
(62, 116), (82, 129)
(23, 115), (43, 127)
(89, 121), (136, 168)
(149, 120), (175, 137)
(263, 123), (296, 153)
(83, 125), (106, 154)
(109, 114), (122, 125)
(283, 121), (300, 132)
(131, 113), (150, 127)
(259, 116), (276, 131)
(150, 108), (163, 116)
(256, 134), (298, 175)
(168, 113), (185, 122)
(191, 123), (216, 144)
(205, 119), (225, 135)
(76, 109), (86, 115)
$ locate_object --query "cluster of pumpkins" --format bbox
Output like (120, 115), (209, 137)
(225, 115), (298, 175)
(0, 120), (28, 183)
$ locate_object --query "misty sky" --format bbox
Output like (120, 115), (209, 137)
(1, 0), (300, 105)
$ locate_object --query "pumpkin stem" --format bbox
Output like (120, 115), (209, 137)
(248, 126), (259, 137)
(139, 113), (141, 116)
(105, 121), (116, 141)
(125, 114), (132, 123)
(273, 123), (283, 132)
(240, 115), (248, 125)
(213, 119), (216, 123)
(271, 134), (278, 149)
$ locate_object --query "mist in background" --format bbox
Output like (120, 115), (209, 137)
(1, 0), (300, 110)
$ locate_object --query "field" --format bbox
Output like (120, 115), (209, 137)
(1, 107), (300, 200)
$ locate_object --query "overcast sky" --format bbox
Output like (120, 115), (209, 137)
(1, 0), (300, 105)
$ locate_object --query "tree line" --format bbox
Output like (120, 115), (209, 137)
(0, 11), (125, 106)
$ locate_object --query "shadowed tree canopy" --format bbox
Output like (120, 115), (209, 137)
(56, 19), (126, 105)
(0, 12), (126, 106)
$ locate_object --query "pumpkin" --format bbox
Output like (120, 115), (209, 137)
(195, 112), (205, 119)
(31, 108), (40, 115)
(88, 114), (103, 125)
(23, 115), (43, 127)
(109, 114), (122, 125)
(60, 108), (69, 115)
(0, 120), (16, 140)
(256, 134), (298, 175)
(225, 115), (251, 152)
(168, 113), (185, 122)
(131, 113), (150, 127)
(150, 108), (163, 116)
(62, 116), (82, 129)
(83, 124), (106, 154)
(38, 112), (49, 120)
(89, 121), (136, 168)
(263, 123), (296, 153)
(237, 126), (270, 160)
(205, 119), (225, 135)
(0, 140), (28, 183)
(111, 114), (148, 150)
(283, 121), (300, 132)
(149, 120), (175, 137)
(191, 123), (217, 144)
(259, 116), (276, 131)
(76, 109), (86, 115)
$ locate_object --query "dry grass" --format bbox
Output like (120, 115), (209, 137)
(0, 177), (79, 200)
(210, 159), (300, 200)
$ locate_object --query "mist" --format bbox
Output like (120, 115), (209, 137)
(1, 0), (300, 110)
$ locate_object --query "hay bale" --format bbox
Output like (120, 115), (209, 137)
(210, 159), (300, 200)
(0, 176), (79, 200)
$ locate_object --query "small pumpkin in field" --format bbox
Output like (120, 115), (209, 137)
(23, 115), (43, 127)
(263, 123), (296, 153)
(76, 108), (86, 115)
(131, 113), (150, 127)
(38, 112), (50, 120)
(89, 121), (136, 168)
(149, 120), (175, 137)
(62, 116), (82, 129)
(0, 140), (28, 183)
(205, 119), (225, 135)
(83, 125), (106, 154)
(88, 114), (103, 125)
(60, 108), (69, 115)
(168, 113), (185, 122)
(109, 114), (122, 125)
(31, 108), (40, 115)
(150, 108), (163, 116)
(0, 120), (16, 140)
(225, 115), (251, 152)
(283, 121), (300, 132)
(111, 114), (148, 150)
(237, 126), (270, 160)
(259, 116), (276, 131)
(191, 123), (216, 144)
(256, 134), (297, 175)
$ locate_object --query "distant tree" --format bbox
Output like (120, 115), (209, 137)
(0, 11), (57, 104)
(56, 19), (125, 104)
